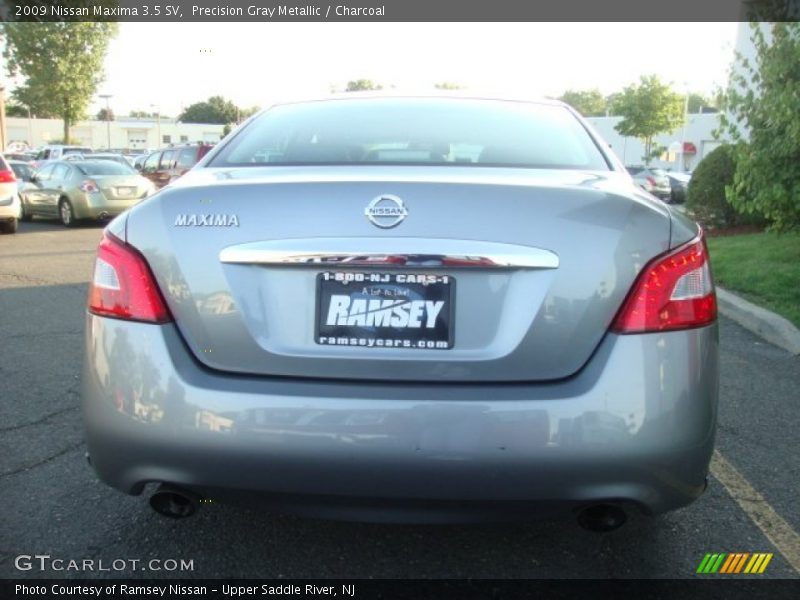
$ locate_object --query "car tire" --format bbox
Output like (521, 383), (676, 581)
(0, 218), (18, 234)
(19, 199), (33, 222)
(59, 198), (77, 228)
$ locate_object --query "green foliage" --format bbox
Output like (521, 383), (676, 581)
(4, 102), (28, 117)
(558, 89), (607, 117)
(345, 79), (383, 92)
(686, 145), (741, 228)
(96, 107), (115, 121)
(2, 22), (118, 142)
(179, 96), (239, 124)
(612, 75), (685, 165)
(434, 82), (464, 90)
(719, 22), (800, 232)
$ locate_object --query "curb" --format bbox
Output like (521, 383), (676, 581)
(716, 287), (800, 355)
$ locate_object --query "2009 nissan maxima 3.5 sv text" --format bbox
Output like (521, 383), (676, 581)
(81, 96), (718, 529)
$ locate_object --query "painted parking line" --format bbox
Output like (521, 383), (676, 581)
(710, 450), (800, 574)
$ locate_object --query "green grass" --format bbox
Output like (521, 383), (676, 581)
(706, 231), (800, 328)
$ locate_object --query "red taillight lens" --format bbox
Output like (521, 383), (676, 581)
(80, 179), (99, 193)
(646, 176), (657, 187)
(612, 233), (716, 333)
(0, 169), (16, 183)
(88, 232), (172, 323)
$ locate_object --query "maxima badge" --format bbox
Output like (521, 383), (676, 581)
(365, 195), (408, 228)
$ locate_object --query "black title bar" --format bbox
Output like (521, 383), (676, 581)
(1, 0), (800, 22)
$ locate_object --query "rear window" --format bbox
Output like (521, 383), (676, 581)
(210, 98), (610, 170)
(177, 148), (198, 168)
(10, 163), (33, 180)
(76, 161), (135, 176)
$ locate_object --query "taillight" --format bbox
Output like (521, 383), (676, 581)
(611, 233), (716, 333)
(80, 179), (99, 193)
(646, 176), (657, 187)
(0, 169), (16, 183)
(87, 232), (172, 323)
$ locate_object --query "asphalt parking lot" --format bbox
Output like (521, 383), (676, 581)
(1, 220), (798, 580)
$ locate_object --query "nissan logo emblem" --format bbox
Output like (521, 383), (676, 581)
(365, 195), (408, 229)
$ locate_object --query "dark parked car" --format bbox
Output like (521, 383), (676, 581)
(83, 96), (718, 529)
(138, 143), (214, 189)
(666, 172), (691, 204)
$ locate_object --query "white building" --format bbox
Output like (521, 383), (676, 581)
(4, 115), (226, 152)
(586, 113), (725, 172)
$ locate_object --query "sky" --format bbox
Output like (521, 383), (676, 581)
(7, 22), (742, 118)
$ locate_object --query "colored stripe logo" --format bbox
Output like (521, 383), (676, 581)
(697, 553), (773, 574)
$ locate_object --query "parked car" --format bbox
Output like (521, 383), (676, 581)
(666, 172), (692, 204)
(4, 152), (37, 164)
(83, 96), (718, 529)
(34, 145), (93, 166)
(8, 160), (37, 203)
(20, 159), (155, 226)
(626, 166), (672, 201)
(0, 154), (21, 233)
(138, 143), (214, 189)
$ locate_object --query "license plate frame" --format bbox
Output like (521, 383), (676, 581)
(315, 271), (455, 350)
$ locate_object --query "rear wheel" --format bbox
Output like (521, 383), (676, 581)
(19, 198), (33, 222)
(0, 218), (18, 234)
(59, 198), (77, 228)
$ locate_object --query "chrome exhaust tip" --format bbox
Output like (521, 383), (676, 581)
(149, 485), (199, 519)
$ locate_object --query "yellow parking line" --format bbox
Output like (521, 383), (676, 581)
(711, 451), (800, 574)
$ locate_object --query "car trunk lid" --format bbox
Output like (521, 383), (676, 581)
(126, 166), (671, 382)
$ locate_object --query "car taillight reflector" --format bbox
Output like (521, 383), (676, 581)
(87, 232), (172, 323)
(0, 169), (16, 183)
(611, 233), (716, 333)
(80, 179), (99, 193)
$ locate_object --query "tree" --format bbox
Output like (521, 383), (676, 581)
(558, 89), (607, 117)
(345, 79), (383, 92)
(2, 22), (118, 143)
(719, 22), (800, 231)
(434, 82), (465, 90)
(4, 102), (28, 117)
(179, 96), (239, 124)
(96, 107), (115, 121)
(612, 75), (685, 164)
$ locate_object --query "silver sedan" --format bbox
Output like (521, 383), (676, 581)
(82, 96), (718, 530)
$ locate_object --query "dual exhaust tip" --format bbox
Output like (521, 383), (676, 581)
(148, 483), (628, 531)
(149, 485), (199, 519)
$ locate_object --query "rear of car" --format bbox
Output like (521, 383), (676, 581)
(0, 155), (21, 233)
(627, 166), (672, 201)
(83, 97), (718, 525)
(140, 144), (214, 189)
(63, 160), (154, 224)
(22, 160), (154, 226)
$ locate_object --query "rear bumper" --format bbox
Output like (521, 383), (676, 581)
(82, 315), (719, 521)
(73, 193), (143, 220)
(0, 194), (20, 219)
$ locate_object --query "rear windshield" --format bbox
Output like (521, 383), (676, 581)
(210, 98), (610, 170)
(10, 163), (33, 180)
(76, 161), (135, 176)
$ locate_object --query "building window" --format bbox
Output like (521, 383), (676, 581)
(180, 135), (188, 143)
(162, 135), (171, 144)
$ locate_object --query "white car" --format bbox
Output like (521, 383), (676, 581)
(0, 154), (21, 233)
